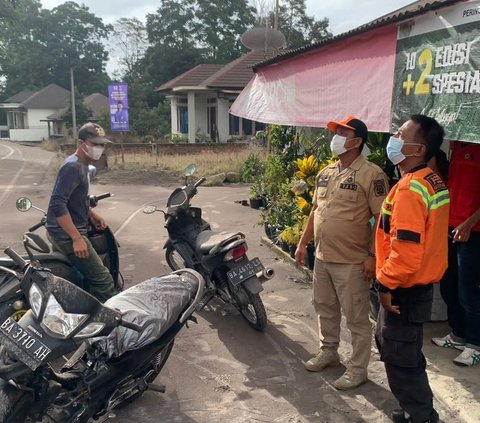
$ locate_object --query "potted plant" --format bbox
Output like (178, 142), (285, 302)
(249, 178), (266, 209)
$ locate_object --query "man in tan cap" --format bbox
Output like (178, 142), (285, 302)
(296, 115), (389, 390)
(46, 123), (117, 302)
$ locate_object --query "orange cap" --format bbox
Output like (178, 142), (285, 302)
(326, 115), (368, 142)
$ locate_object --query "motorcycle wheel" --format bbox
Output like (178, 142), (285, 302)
(165, 246), (186, 271)
(237, 287), (267, 331)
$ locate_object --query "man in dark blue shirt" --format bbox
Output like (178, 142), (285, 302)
(46, 122), (117, 302)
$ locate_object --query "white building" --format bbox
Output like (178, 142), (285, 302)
(155, 51), (270, 143)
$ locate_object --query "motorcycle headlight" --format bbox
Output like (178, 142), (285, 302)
(29, 283), (42, 317)
(74, 322), (105, 338)
(41, 294), (88, 338)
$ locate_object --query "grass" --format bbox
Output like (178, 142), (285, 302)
(108, 145), (268, 177)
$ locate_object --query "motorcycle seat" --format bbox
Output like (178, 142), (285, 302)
(93, 273), (200, 358)
(195, 230), (245, 254)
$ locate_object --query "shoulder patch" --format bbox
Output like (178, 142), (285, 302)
(373, 179), (387, 197)
(424, 172), (447, 193)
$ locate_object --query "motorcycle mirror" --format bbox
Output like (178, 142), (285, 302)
(16, 197), (32, 212)
(184, 164), (196, 177)
(143, 206), (157, 214)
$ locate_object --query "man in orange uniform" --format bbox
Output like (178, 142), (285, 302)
(375, 115), (449, 423)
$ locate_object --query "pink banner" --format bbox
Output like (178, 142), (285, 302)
(231, 25), (398, 132)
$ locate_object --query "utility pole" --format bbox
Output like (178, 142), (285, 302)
(274, 0), (279, 31)
(70, 67), (77, 139)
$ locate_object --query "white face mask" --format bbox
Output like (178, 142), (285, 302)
(330, 134), (347, 155)
(84, 144), (104, 161)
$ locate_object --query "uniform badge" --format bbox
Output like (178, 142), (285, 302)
(374, 179), (387, 197)
(425, 173), (447, 193)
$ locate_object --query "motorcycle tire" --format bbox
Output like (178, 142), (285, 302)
(165, 246), (186, 271)
(237, 287), (267, 331)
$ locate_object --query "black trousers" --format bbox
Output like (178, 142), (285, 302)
(375, 285), (436, 423)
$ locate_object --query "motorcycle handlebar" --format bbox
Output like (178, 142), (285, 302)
(89, 192), (111, 208)
(194, 177), (206, 188)
(4, 247), (28, 269)
(28, 217), (47, 232)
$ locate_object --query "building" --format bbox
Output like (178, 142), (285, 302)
(0, 84), (109, 142)
(155, 50), (272, 143)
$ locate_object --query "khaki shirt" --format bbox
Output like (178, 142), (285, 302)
(313, 154), (388, 264)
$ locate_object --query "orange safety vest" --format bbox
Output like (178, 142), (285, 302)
(375, 165), (450, 290)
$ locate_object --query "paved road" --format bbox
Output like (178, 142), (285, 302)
(0, 141), (478, 423)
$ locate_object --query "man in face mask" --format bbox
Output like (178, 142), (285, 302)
(45, 122), (117, 303)
(375, 115), (449, 423)
(295, 115), (389, 390)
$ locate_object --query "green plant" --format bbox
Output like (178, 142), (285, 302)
(249, 178), (265, 199)
(242, 153), (265, 182)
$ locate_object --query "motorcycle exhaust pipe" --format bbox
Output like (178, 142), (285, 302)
(256, 267), (275, 282)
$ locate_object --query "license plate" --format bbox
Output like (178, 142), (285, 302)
(227, 257), (264, 286)
(0, 317), (51, 370)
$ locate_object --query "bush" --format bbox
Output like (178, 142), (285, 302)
(242, 153), (265, 182)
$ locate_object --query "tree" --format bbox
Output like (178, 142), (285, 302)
(273, 0), (331, 49)
(108, 18), (148, 82)
(146, 0), (197, 50)
(0, 0), (111, 97)
(195, 0), (256, 62)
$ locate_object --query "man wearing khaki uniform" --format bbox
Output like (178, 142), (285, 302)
(296, 116), (388, 390)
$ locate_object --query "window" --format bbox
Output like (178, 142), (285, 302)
(255, 121), (266, 132)
(229, 114), (239, 135)
(177, 106), (188, 134)
(242, 118), (253, 135)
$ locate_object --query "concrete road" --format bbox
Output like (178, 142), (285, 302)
(0, 141), (478, 423)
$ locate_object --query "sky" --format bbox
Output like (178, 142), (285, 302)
(40, 0), (416, 35)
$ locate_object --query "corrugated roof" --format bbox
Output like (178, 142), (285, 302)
(253, 0), (461, 70)
(155, 64), (224, 92)
(23, 83), (70, 109)
(204, 50), (273, 89)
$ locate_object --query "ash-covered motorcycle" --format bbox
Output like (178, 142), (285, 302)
(0, 193), (122, 322)
(143, 165), (274, 331)
(0, 245), (205, 422)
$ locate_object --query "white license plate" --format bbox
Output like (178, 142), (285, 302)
(227, 257), (264, 286)
(0, 317), (51, 370)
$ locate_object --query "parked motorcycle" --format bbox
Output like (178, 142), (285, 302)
(143, 165), (274, 331)
(0, 193), (122, 322)
(0, 245), (205, 422)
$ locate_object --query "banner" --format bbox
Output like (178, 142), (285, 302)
(391, 1), (480, 142)
(108, 83), (129, 131)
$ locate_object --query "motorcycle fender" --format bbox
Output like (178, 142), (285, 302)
(241, 276), (264, 294)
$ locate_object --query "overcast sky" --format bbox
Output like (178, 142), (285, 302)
(41, 0), (416, 35)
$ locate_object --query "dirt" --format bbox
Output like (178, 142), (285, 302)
(94, 169), (184, 187)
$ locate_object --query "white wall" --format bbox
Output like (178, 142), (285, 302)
(195, 93), (208, 137)
(27, 108), (57, 128)
(217, 98), (230, 142)
(9, 128), (49, 142)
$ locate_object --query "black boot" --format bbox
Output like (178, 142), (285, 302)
(392, 409), (439, 423)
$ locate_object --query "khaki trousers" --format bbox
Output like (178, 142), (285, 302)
(312, 258), (371, 375)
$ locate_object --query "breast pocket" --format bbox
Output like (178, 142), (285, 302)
(329, 189), (358, 220)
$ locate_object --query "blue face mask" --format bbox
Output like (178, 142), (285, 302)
(386, 136), (406, 165)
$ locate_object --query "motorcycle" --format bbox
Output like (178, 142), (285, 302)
(143, 165), (274, 331)
(0, 244), (205, 422)
(0, 193), (122, 322)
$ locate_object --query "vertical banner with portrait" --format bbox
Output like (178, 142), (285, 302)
(391, 1), (480, 142)
(108, 83), (129, 131)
